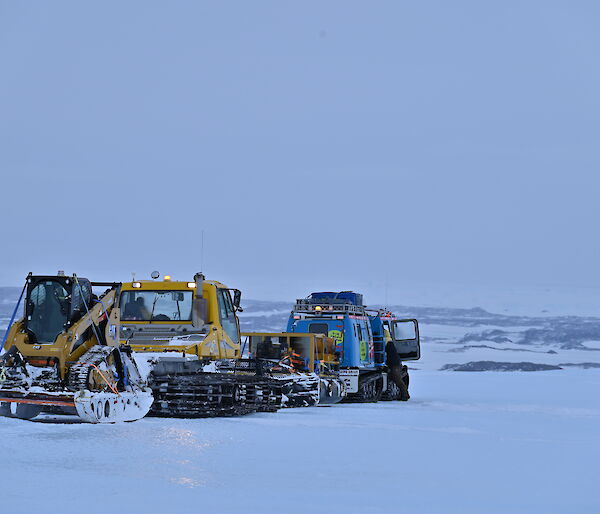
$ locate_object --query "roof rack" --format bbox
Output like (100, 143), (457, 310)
(293, 299), (366, 315)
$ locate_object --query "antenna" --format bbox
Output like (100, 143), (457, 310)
(384, 273), (389, 307)
(200, 230), (205, 272)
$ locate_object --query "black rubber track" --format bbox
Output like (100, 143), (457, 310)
(148, 371), (282, 418)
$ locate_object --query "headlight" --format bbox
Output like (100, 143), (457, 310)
(132, 282), (141, 288)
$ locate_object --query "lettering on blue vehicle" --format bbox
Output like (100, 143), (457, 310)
(328, 329), (344, 350)
(360, 340), (368, 361)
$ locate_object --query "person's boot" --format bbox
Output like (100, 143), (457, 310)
(391, 366), (410, 401)
(398, 379), (410, 401)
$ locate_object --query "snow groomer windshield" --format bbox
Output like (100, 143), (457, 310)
(120, 290), (193, 322)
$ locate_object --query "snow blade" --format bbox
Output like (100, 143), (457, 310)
(74, 389), (153, 423)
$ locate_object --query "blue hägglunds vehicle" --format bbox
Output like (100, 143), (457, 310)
(286, 291), (421, 402)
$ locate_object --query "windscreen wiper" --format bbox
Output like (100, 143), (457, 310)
(149, 294), (159, 322)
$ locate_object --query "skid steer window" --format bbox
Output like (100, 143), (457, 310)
(27, 281), (69, 343)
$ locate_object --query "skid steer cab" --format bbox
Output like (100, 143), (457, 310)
(2, 274), (121, 378)
(0, 272), (153, 423)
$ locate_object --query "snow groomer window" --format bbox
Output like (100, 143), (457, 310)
(217, 288), (240, 344)
(120, 291), (193, 321)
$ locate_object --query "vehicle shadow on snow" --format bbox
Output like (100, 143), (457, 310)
(30, 415), (86, 424)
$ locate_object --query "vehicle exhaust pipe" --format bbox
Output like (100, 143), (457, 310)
(192, 273), (207, 328)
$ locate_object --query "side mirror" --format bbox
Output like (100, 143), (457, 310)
(232, 289), (242, 312)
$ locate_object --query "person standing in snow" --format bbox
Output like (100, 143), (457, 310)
(384, 330), (410, 401)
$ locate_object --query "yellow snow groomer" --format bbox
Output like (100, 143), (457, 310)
(119, 273), (281, 417)
(0, 273), (153, 422)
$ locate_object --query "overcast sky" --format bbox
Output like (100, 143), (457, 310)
(0, 1), (598, 303)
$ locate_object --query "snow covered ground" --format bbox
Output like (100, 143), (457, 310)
(3, 369), (599, 514)
(2, 290), (600, 513)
